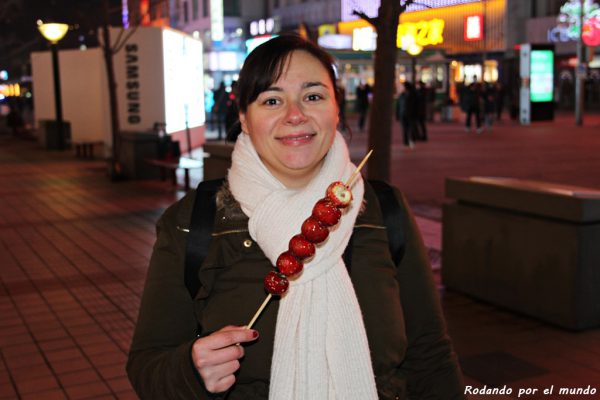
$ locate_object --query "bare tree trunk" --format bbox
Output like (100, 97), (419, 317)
(102, 0), (123, 179)
(367, 1), (401, 182)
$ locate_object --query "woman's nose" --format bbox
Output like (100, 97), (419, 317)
(285, 102), (308, 125)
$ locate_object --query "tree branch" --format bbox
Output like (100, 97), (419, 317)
(401, 0), (432, 13)
(352, 9), (378, 26)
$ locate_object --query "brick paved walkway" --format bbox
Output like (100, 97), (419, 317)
(1, 111), (600, 399)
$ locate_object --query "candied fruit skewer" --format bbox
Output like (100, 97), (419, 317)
(245, 150), (373, 330)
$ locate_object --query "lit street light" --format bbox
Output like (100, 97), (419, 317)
(37, 21), (69, 150)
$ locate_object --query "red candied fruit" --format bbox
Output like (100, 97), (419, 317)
(326, 181), (353, 208)
(264, 271), (289, 295)
(312, 198), (342, 227)
(301, 217), (329, 243)
(276, 251), (304, 277)
(289, 234), (316, 259)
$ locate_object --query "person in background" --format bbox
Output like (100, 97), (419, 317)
(483, 82), (497, 131)
(355, 81), (371, 132)
(6, 103), (25, 137)
(415, 81), (429, 141)
(225, 81), (240, 141)
(127, 33), (464, 400)
(336, 80), (347, 132)
(464, 82), (483, 134)
(396, 82), (418, 149)
(495, 82), (505, 121)
(212, 82), (229, 140)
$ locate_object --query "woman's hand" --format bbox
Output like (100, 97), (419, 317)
(191, 325), (259, 393)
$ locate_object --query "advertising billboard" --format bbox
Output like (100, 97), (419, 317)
(530, 50), (554, 103)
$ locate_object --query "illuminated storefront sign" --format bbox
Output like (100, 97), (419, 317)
(548, 0), (600, 45)
(397, 19), (445, 50)
(348, 18), (445, 52)
(530, 50), (554, 103)
(210, 0), (224, 42)
(250, 18), (277, 37)
(464, 14), (483, 41)
(353, 27), (377, 51)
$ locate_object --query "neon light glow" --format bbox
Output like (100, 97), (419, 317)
(397, 19), (445, 49)
(464, 14), (483, 41)
(554, 0), (600, 46)
(530, 50), (554, 103)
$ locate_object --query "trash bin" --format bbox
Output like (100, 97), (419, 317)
(442, 176), (600, 330)
(118, 131), (160, 180)
(203, 142), (234, 181)
(38, 119), (72, 150)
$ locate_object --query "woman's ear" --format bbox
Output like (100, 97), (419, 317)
(239, 112), (248, 134)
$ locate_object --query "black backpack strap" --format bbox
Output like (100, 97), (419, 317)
(185, 178), (225, 299)
(343, 180), (406, 270)
(368, 180), (406, 266)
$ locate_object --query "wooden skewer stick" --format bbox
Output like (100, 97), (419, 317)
(246, 293), (272, 329)
(246, 149), (373, 330)
(345, 149), (373, 188)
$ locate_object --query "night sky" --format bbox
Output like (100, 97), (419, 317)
(1, 0), (123, 77)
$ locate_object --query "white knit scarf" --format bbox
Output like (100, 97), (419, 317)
(228, 132), (378, 400)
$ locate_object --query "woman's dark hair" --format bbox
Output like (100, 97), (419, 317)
(237, 33), (340, 114)
(226, 34), (345, 141)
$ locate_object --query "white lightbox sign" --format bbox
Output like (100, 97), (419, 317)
(211, 0), (224, 42)
(162, 29), (205, 133)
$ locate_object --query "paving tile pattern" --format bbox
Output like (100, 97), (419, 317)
(2, 112), (600, 399)
(0, 141), (176, 399)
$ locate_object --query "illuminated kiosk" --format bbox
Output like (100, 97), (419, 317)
(519, 44), (555, 125)
(112, 26), (205, 179)
(31, 27), (205, 178)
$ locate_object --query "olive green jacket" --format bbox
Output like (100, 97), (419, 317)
(127, 182), (465, 399)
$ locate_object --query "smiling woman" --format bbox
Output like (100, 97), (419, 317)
(239, 50), (339, 188)
(127, 33), (464, 400)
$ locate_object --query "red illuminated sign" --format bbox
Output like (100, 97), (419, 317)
(464, 14), (483, 41)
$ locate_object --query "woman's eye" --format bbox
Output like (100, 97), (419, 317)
(263, 98), (280, 106)
(306, 93), (323, 101)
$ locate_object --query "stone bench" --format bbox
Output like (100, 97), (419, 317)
(442, 176), (600, 330)
(145, 156), (205, 191)
(73, 141), (103, 159)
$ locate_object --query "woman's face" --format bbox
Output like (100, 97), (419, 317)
(239, 50), (339, 188)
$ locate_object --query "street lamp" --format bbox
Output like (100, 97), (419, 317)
(37, 20), (69, 150)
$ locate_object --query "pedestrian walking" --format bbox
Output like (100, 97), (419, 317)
(225, 81), (240, 141)
(483, 82), (496, 131)
(6, 104), (24, 137)
(495, 82), (505, 121)
(416, 81), (429, 141)
(212, 82), (228, 140)
(396, 82), (418, 148)
(337, 80), (347, 132)
(355, 82), (371, 132)
(464, 82), (483, 133)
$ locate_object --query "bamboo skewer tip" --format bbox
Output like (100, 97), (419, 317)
(346, 149), (373, 188)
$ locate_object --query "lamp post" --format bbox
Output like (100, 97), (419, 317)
(406, 43), (423, 84)
(575, 0), (585, 126)
(37, 21), (69, 149)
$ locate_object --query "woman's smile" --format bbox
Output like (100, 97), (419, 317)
(275, 132), (317, 146)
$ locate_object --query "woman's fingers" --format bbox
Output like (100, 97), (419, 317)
(191, 326), (260, 393)
(205, 371), (237, 394)
(201, 326), (258, 350)
(194, 342), (244, 369)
